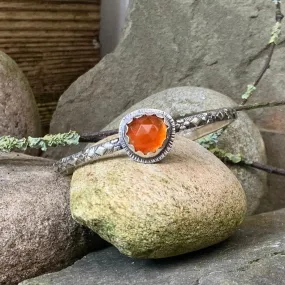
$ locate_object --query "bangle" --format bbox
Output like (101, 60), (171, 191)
(54, 107), (237, 175)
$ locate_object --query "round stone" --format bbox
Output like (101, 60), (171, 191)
(126, 115), (167, 154)
(71, 135), (246, 259)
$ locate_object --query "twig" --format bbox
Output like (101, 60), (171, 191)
(240, 1), (284, 105)
(236, 99), (285, 111)
(246, 161), (285, 175)
(211, 147), (285, 177)
(79, 129), (118, 143)
(226, 160), (285, 176)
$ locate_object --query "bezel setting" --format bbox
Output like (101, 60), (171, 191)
(119, 109), (176, 163)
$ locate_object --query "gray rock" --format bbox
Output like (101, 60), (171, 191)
(103, 87), (267, 215)
(20, 208), (285, 285)
(257, 131), (285, 213)
(50, 0), (284, 142)
(0, 51), (41, 138)
(0, 153), (106, 285)
(70, 135), (246, 258)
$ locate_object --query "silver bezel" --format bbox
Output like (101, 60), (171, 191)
(119, 109), (176, 163)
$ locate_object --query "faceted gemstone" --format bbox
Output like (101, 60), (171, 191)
(126, 115), (167, 154)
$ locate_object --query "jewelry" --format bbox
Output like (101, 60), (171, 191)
(54, 108), (237, 175)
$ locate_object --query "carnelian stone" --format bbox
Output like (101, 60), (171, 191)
(126, 115), (167, 155)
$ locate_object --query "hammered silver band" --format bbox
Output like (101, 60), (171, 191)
(54, 107), (237, 175)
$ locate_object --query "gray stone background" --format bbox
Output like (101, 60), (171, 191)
(100, 0), (129, 56)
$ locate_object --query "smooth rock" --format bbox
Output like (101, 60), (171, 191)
(70, 135), (246, 258)
(0, 153), (106, 285)
(104, 87), (267, 215)
(50, 0), (285, 141)
(0, 51), (41, 137)
(20, 208), (285, 285)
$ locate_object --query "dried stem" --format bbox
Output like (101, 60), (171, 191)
(235, 99), (285, 111)
(211, 147), (285, 177)
(225, 160), (285, 176)
(240, 1), (284, 105)
(247, 161), (285, 176)
(79, 129), (118, 143)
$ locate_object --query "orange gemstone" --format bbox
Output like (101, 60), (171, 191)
(126, 115), (167, 154)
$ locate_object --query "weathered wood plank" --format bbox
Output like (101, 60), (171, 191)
(0, 1), (100, 12)
(0, 11), (100, 21)
(0, 21), (100, 30)
(0, 0), (101, 129)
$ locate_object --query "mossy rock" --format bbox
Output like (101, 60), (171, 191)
(71, 136), (246, 258)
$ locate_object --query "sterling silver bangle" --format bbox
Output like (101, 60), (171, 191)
(54, 108), (237, 175)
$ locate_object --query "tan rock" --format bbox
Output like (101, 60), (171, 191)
(0, 153), (105, 285)
(0, 51), (41, 138)
(71, 136), (246, 258)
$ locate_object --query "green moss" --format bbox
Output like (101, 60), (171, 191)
(102, 221), (116, 234)
(92, 219), (117, 242)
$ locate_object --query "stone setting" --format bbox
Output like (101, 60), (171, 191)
(119, 109), (176, 163)
(126, 115), (167, 155)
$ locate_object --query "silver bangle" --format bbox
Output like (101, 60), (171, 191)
(54, 108), (237, 175)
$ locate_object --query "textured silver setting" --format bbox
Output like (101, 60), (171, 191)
(119, 109), (176, 164)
